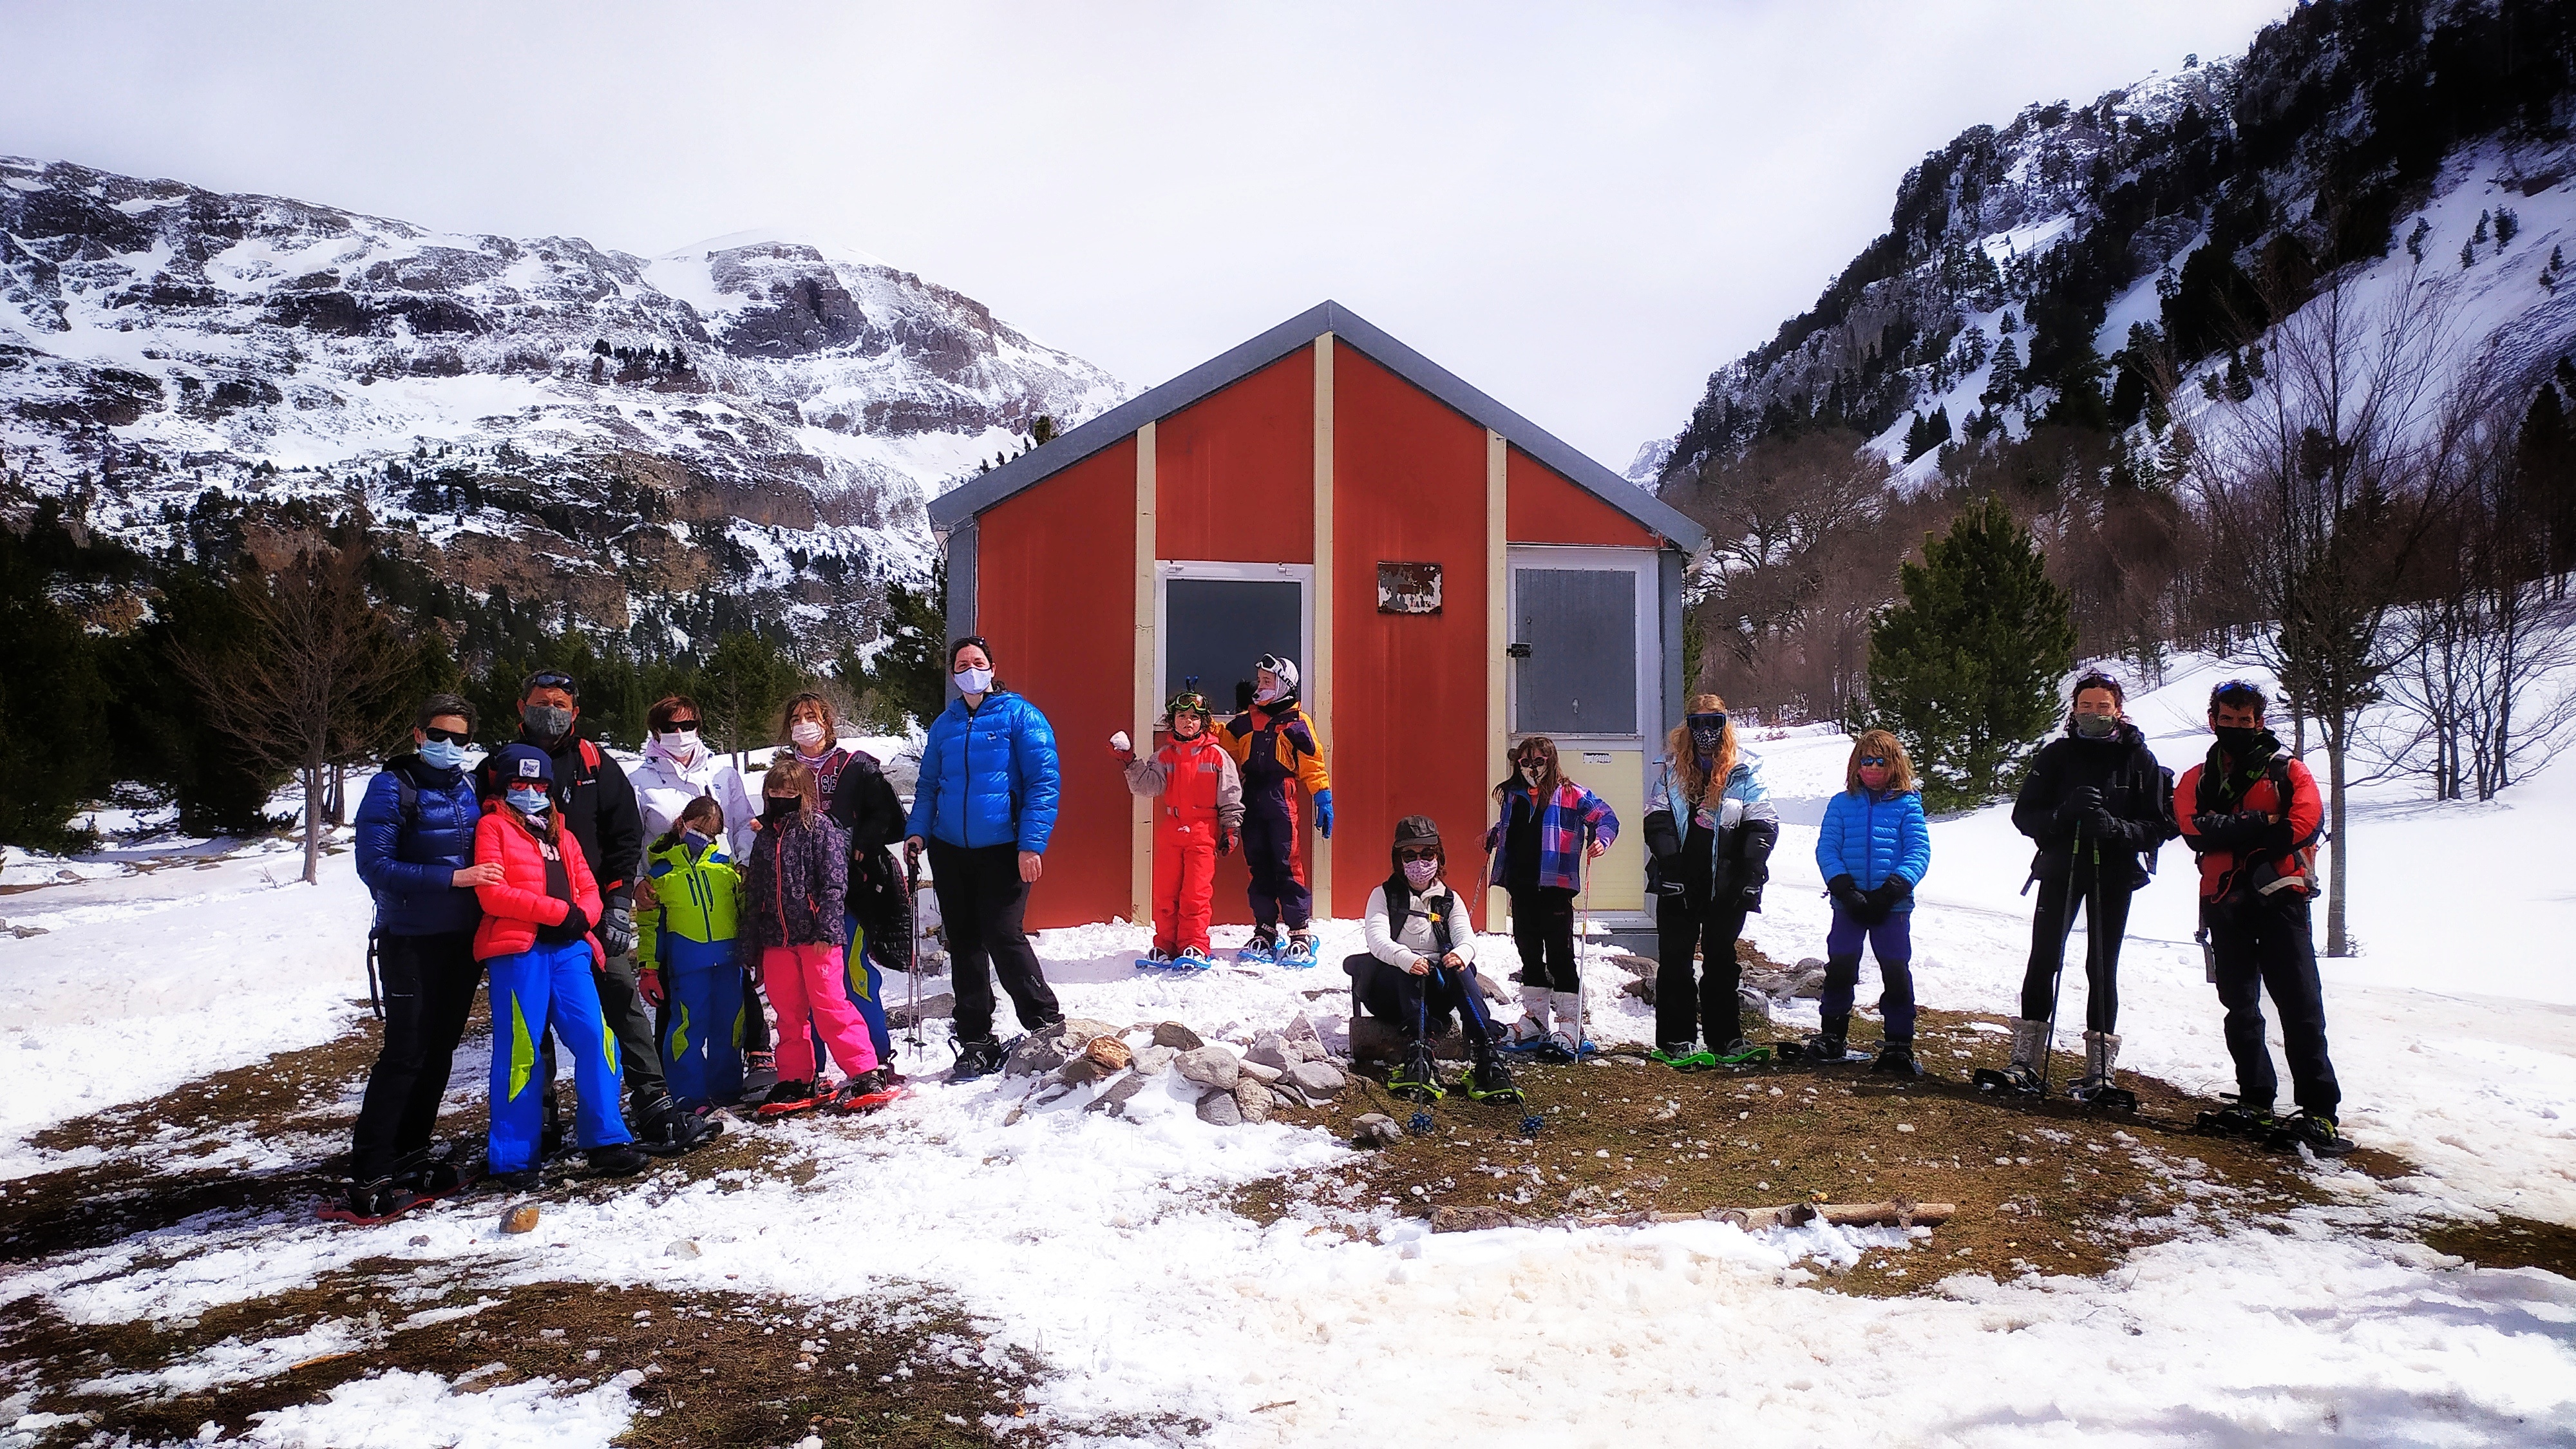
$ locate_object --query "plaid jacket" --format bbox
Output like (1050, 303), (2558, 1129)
(1483, 779), (1620, 891)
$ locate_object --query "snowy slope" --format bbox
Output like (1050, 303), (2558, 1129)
(3, 674), (2573, 1444)
(0, 156), (1125, 629)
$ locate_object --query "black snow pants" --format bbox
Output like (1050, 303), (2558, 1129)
(350, 930), (483, 1181)
(2207, 891), (2342, 1118)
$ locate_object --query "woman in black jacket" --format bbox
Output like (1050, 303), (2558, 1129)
(1998, 672), (2173, 1100)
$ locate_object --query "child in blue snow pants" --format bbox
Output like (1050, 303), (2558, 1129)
(488, 938), (631, 1173)
(1821, 912), (1915, 1041)
(661, 933), (747, 1106)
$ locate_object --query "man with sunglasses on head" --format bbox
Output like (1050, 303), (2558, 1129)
(338, 694), (494, 1221)
(477, 670), (709, 1156)
(2175, 678), (2349, 1155)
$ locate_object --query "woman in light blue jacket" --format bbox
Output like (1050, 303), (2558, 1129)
(1810, 728), (1932, 1074)
(1641, 694), (1779, 1068)
(904, 636), (1065, 1079)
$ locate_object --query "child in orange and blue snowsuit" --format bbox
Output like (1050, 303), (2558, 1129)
(1115, 687), (1245, 971)
(1218, 654), (1332, 967)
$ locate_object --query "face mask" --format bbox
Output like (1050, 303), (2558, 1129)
(524, 704), (574, 744)
(1401, 858), (1440, 889)
(1254, 680), (1287, 706)
(658, 729), (701, 757)
(955, 666), (994, 696)
(2075, 713), (2119, 739)
(763, 795), (799, 822)
(2213, 725), (2264, 757)
(1520, 764), (1542, 787)
(682, 828), (713, 852)
(791, 720), (827, 750)
(418, 738), (468, 772)
(506, 786), (551, 815)
(1690, 728), (1725, 756)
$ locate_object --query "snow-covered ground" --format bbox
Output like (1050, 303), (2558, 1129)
(2, 681), (2572, 1445)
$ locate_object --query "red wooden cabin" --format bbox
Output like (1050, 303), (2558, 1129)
(929, 302), (1707, 932)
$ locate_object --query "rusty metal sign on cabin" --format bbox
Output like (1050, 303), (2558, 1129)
(1376, 562), (1443, 615)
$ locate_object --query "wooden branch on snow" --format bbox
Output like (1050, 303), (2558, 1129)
(1428, 1198), (1956, 1235)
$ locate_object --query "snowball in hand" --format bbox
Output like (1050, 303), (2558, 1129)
(1110, 730), (1132, 753)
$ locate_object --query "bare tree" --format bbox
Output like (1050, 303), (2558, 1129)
(2183, 259), (2482, 956)
(176, 529), (416, 883)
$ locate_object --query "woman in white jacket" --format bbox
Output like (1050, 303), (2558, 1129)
(629, 696), (759, 865)
(1343, 815), (1520, 1104)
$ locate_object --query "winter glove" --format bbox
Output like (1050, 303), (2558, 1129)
(2058, 785), (2103, 826)
(637, 966), (666, 1008)
(1218, 829), (1236, 857)
(536, 900), (592, 945)
(600, 900), (637, 958)
(2086, 807), (2122, 842)
(1827, 874), (1866, 915)
(1864, 877), (1911, 918)
(1314, 789), (1334, 840)
(1738, 862), (1770, 913)
(2191, 811), (2267, 848)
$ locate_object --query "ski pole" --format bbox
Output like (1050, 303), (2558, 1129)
(1573, 829), (1592, 1059)
(365, 929), (383, 1021)
(2038, 832), (2083, 1095)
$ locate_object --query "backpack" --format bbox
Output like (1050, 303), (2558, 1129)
(2196, 752), (2322, 899)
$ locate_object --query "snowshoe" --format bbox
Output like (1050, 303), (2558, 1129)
(317, 1177), (424, 1226)
(1973, 1062), (2046, 1095)
(1236, 932), (1279, 967)
(948, 1036), (1009, 1083)
(825, 1068), (909, 1116)
(387, 1144), (477, 1202)
(1870, 1041), (1924, 1077)
(1649, 1044), (1717, 1072)
(1710, 1039), (1774, 1067)
(739, 1050), (779, 1100)
(1795, 1034), (1849, 1065)
(1464, 1054), (1524, 1104)
(1499, 1018), (1554, 1056)
(1279, 933), (1320, 970)
(585, 1142), (652, 1178)
(1135, 947), (1177, 972)
(1388, 1043), (1446, 1103)
(2067, 1080), (2139, 1112)
(2268, 1111), (2354, 1157)
(755, 1078), (828, 1119)
(1173, 947), (1218, 972)
(634, 1094), (723, 1156)
(2195, 1101), (2277, 1138)
(2065, 1031), (2134, 1110)
(1535, 1031), (1595, 1064)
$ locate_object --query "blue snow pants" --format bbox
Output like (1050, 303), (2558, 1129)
(659, 934), (746, 1106)
(487, 939), (630, 1173)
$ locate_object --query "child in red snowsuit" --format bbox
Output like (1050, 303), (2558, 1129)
(1115, 688), (1245, 970)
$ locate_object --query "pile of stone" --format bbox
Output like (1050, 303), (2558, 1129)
(1611, 949), (1828, 1021)
(1000, 1014), (1350, 1126)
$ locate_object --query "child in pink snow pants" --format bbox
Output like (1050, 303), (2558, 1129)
(743, 755), (884, 1105)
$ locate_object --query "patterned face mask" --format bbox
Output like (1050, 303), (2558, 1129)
(2075, 712), (2119, 739)
(1403, 858), (1439, 889)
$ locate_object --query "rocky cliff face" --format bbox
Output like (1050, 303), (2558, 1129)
(0, 158), (1123, 638)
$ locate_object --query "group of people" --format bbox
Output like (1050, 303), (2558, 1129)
(345, 632), (2351, 1216)
(342, 637), (1074, 1219)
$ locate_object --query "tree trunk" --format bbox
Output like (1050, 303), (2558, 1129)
(301, 760), (325, 885)
(326, 764), (346, 827)
(2325, 736), (2349, 958)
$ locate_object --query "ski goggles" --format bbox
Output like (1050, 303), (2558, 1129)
(1687, 712), (1728, 734)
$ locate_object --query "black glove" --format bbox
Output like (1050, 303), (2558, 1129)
(2192, 811), (2266, 847)
(1828, 874), (1866, 914)
(2058, 785), (2103, 826)
(600, 898), (637, 956)
(1864, 877), (1910, 917)
(2085, 807), (2121, 842)
(1217, 829), (1236, 857)
(537, 900), (591, 945)
(1738, 862), (1769, 913)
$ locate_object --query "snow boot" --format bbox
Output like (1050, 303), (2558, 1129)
(828, 1067), (907, 1115)
(319, 1177), (422, 1225)
(585, 1142), (650, 1178)
(1975, 1017), (2051, 1094)
(1502, 985), (1553, 1053)
(2067, 1032), (2137, 1110)
(1801, 1010), (1851, 1065)
(633, 1093), (719, 1156)
(1710, 1038), (1772, 1066)
(1465, 1045), (1524, 1103)
(1173, 947), (1218, 971)
(1650, 1043), (1715, 1072)
(1281, 932), (1320, 969)
(2273, 1111), (2354, 1157)
(2195, 1099), (2277, 1137)
(1136, 947), (1175, 972)
(949, 1036), (1008, 1082)
(1238, 929), (1279, 967)
(1388, 1040), (1446, 1102)
(1870, 1039), (1922, 1077)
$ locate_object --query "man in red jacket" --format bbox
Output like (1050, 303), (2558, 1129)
(2174, 679), (2349, 1155)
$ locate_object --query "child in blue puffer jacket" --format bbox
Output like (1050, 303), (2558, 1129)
(1811, 729), (1931, 1074)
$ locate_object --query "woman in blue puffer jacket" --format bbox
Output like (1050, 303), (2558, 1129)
(339, 693), (496, 1221)
(904, 636), (1065, 1079)
(1810, 728), (1932, 1074)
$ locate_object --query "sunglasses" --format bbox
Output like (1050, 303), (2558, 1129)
(421, 726), (471, 746)
(660, 719), (701, 733)
(1857, 756), (1889, 767)
(1395, 846), (1441, 863)
(524, 672), (577, 691)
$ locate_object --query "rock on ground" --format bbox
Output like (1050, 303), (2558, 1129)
(1195, 1089), (1242, 1126)
(1175, 1045), (1241, 1092)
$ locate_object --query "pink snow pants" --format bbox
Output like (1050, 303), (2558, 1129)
(762, 944), (880, 1083)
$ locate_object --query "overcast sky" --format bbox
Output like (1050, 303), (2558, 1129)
(2, 1), (2290, 470)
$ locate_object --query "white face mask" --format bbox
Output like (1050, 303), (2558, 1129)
(658, 728), (701, 757)
(791, 719), (827, 750)
(1402, 858), (1439, 889)
(955, 666), (994, 696)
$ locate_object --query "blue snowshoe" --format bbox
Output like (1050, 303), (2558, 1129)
(1236, 930), (1278, 967)
(1278, 932), (1320, 970)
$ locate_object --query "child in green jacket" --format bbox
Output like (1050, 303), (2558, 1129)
(640, 797), (747, 1106)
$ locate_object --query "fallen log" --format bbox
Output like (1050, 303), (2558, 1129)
(1428, 1198), (1956, 1235)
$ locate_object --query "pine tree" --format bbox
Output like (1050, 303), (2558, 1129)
(846, 558), (947, 731)
(697, 630), (802, 771)
(2496, 208), (2518, 246)
(2406, 218), (2430, 263)
(1865, 496), (2074, 811)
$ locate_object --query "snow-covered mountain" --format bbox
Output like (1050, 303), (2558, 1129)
(1651, 0), (2576, 490)
(0, 157), (1123, 635)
